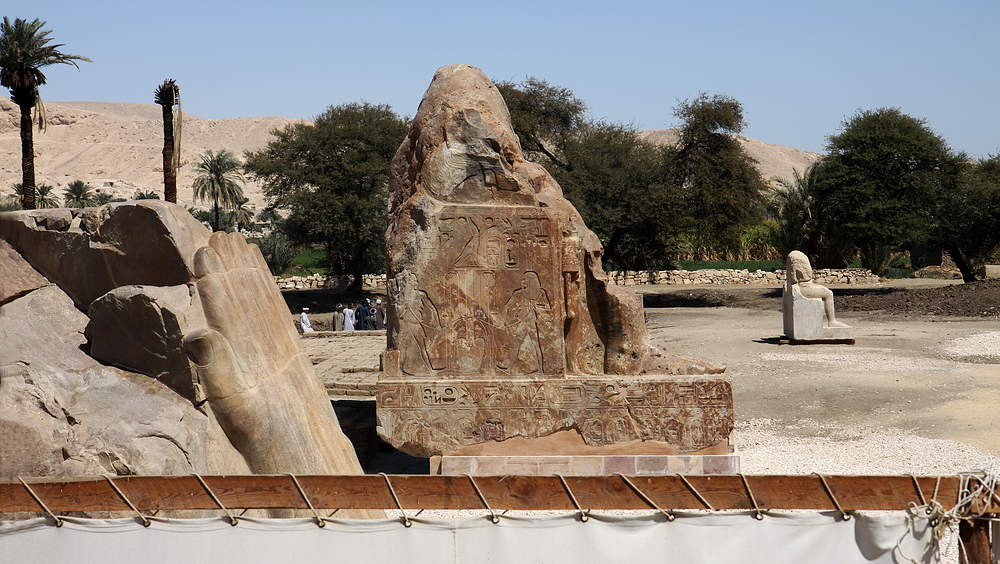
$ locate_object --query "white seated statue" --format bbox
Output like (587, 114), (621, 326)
(782, 250), (853, 342)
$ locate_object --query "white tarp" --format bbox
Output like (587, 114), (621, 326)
(0, 511), (935, 564)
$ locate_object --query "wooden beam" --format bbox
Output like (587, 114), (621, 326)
(1, 475), (987, 514)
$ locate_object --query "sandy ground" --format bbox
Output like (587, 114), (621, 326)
(641, 283), (1000, 472)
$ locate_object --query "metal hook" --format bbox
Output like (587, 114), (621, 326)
(813, 473), (850, 521)
(556, 474), (589, 522)
(465, 474), (499, 523)
(105, 476), (152, 527)
(616, 473), (674, 521)
(194, 474), (238, 526)
(379, 473), (411, 527)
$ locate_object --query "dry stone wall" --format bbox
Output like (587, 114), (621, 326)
(274, 268), (878, 292)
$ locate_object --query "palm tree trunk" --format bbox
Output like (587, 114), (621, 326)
(18, 101), (36, 210)
(213, 202), (220, 232)
(162, 104), (176, 203)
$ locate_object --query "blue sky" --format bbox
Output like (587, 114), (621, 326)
(7, 0), (999, 157)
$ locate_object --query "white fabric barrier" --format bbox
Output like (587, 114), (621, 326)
(0, 511), (935, 564)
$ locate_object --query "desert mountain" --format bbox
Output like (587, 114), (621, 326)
(639, 129), (821, 184)
(0, 98), (820, 211)
(0, 98), (304, 211)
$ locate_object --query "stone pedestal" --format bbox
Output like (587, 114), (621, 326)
(783, 287), (854, 342)
(376, 371), (733, 458)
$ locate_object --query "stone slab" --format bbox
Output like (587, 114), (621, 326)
(376, 375), (733, 457)
(433, 452), (740, 476)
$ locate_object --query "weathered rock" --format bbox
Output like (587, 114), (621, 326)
(0, 239), (48, 306)
(0, 201), (211, 308)
(2, 203), (374, 512)
(0, 284), (240, 477)
(86, 284), (206, 402)
(378, 64), (730, 457)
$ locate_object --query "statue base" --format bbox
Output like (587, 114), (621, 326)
(375, 374), (734, 458)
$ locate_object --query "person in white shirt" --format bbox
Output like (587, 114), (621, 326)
(342, 304), (356, 331)
(299, 307), (314, 333)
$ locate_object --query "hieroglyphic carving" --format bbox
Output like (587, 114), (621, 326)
(393, 205), (565, 379)
(377, 377), (734, 456)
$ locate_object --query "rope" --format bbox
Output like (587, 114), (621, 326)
(556, 474), (589, 522)
(194, 474), (238, 526)
(379, 473), (411, 527)
(616, 473), (674, 521)
(105, 476), (151, 527)
(287, 474), (325, 528)
(464, 474), (499, 523)
(677, 474), (715, 511)
(739, 474), (764, 520)
(812, 473), (850, 521)
(17, 477), (63, 527)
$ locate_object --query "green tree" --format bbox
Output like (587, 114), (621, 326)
(133, 189), (161, 200)
(256, 231), (295, 275)
(154, 79), (180, 203)
(931, 154), (1000, 282)
(227, 195), (256, 232)
(94, 191), (116, 205)
(554, 122), (679, 269)
(812, 107), (964, 274)
(192, 149), (246, 231)
(667, 93), (769, 256)
(494, 77), (586, 171)
(7, 182), (58, 208)
(0, 17), (90, 210)
(243, 102), (408, 291)
(498, 78), (682, 269)
(63, 179), (96, 207)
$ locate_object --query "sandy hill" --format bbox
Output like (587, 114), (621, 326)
(0, 99), (820, 211)
(0, 98), (305, 210)
(639, 129), (821, 184)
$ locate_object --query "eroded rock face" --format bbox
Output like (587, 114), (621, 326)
(0, 284), (224, 477)
(86, 284), (206, 402)
(378, 64), (730, 457)
(0, 201), (211, 308)
(1, 203), (371, 506)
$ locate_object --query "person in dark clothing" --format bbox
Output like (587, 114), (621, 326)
(355, 299), (370, 332)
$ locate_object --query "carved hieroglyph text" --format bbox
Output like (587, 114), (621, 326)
(393, 205), (565, 379)
(377, 378), (734, 454)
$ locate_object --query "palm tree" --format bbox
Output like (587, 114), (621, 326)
(228, 195), (256, 232)
(154, 79), (180, 203)
(63, 179), (97, 207)
(8, 182), (59, 208)
(94, 191), (115, 205)
(134, 190), (161, 200)
(0, 18), (90, 210)
(192, 149), (246, 232)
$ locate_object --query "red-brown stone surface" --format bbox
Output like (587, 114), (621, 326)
(379, 64), (730, 457)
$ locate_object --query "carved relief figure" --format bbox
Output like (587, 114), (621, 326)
(498, 271), (551, 375)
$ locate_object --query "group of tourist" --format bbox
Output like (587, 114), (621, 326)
(298, 298), (387, 333)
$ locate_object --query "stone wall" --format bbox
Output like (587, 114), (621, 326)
(275, 268), (879, 292)
(606, 268), (880, 286)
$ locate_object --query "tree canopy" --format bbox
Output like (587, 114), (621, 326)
(243, 102), (408, 289)
(0, 17), (89, 209)
(192, 149), (246, 232)
(63, 179), (96, 207)
(499, 80), (766, 267)
(811, 107), (965, 273)
(667, 93), (769, 255)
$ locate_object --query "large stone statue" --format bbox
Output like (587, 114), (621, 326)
(378, 64), (732, 458)
(783, 250), (854, 342)
(1, 202), (374, 516)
